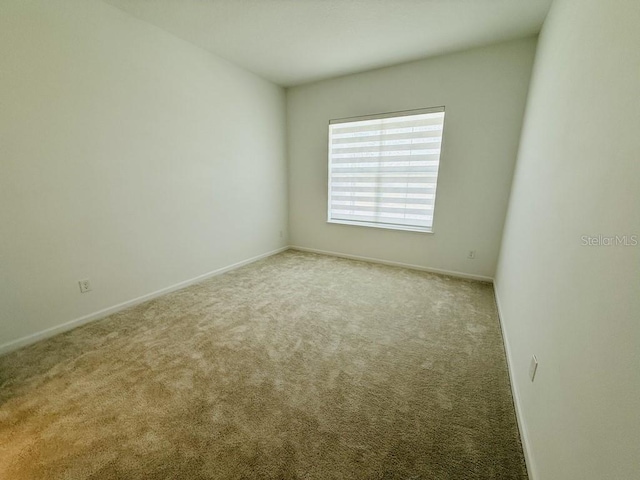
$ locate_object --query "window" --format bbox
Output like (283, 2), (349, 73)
(328, 107), (445, 233)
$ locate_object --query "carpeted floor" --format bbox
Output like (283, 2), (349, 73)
(0, 250), (527, 479)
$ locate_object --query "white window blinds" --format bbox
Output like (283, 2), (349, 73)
(328, 107), (445, 233)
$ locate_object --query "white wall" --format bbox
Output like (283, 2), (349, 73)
(287, 38), (537, 279)
(495, 1), (640, 479)
(0, 0), (288, 351)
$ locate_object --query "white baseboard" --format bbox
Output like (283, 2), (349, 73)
(1, 244), (492, 355)
(0, 246), (289, 356)
(289, 245), (494, 283)
(493, 282), (537, 480)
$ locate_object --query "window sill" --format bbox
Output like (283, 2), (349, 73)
(327, 219), (434, 234)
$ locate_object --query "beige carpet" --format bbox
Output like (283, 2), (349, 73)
(0, 250), (527, 479)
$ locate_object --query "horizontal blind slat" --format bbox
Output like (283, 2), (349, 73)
(332, 188), (438, 197)
(330, 115), (445, 135)
(331, 154), (441, 165)
(331, 195), (435, 205)
(331, 130), (443, 145)
(332, 144), (441, 156)
(332, 166), (440, 174)
(332, 160), (440, 168)
(331, 206), (434, 216)
(331, 176), (438, 183)
(331, 212), (433, 226)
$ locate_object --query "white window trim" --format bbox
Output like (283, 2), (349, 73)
(327, 106), (445, 234)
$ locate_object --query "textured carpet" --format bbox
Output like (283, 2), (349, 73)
(0, 250), (527, 479)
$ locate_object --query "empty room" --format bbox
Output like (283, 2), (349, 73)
(1, 0), (638, 479)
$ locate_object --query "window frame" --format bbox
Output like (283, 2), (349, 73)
(327, 106), (446, 234)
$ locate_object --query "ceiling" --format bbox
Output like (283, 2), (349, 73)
(102, 0), (552, 87)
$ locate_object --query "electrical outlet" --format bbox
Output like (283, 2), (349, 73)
(78, 279), (92, 293)
(279, 230), (283, 238)
(467, 250), (476, 259)
(529, 355), (538, 382)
